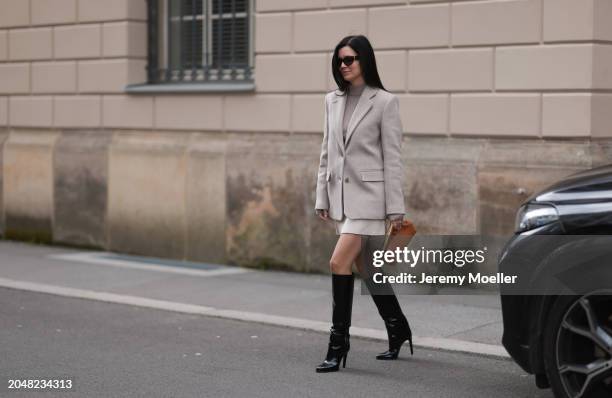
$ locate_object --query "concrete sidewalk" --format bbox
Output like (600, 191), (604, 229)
(0, 240), (508, 358)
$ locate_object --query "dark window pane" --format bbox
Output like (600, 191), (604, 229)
(213, 0), (247, 15)
(182, 19), (203, 68)
(182, 0), (203, 15)
(212, 16), (248, 67)
(168, 0), (182, 71)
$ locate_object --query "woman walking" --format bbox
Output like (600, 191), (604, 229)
(314, 35), (413, 373)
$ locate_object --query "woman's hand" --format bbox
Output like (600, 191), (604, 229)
(316, 209), (330, 221)
(387, 213), (404, 232)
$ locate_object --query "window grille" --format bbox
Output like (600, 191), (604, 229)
(147, 0), (253, 84)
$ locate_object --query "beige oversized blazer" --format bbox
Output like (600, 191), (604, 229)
(314, 84), (406, 221)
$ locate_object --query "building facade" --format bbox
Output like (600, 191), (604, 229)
(1, 0), (611, 272)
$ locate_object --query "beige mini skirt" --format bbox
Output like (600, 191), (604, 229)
(335, 214), (386, 235)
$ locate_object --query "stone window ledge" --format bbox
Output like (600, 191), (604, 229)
(125, 81), (256, 94)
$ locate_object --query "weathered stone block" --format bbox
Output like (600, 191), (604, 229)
(225, 132), (315, 272)
(185, 133), (227, 264)
(0, 130), (8, 236)
(3, 130), (59, 242)
(53, 131), (111, 248)
(107, 132), (188, 259)
(403, 137), (481, 235)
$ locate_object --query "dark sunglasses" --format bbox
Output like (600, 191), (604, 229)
(337, 55), (360, 67)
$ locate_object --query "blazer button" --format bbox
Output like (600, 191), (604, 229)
(344, 177), (349, 183)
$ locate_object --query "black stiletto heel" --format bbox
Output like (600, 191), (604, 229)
(375, 314), (413, 360)
(342, 352), (348, 368)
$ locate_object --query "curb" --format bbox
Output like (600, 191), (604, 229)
(0, 277), (509, 360)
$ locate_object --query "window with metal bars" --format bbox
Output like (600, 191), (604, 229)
(147, 0), (253, 84)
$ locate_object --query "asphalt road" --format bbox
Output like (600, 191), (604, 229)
(0, 288), (550, 398)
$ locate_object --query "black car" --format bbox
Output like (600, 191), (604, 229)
(498, 164), (612, 398)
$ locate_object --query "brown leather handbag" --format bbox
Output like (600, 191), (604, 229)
(382, 219), (417, 253)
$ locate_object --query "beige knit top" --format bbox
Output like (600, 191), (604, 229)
(342, 82), (366, 143)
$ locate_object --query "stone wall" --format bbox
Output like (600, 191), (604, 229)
(2, 127), (610, 273)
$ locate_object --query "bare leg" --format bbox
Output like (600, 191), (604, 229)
(329, 233), (363, 275)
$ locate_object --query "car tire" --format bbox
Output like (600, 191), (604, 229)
(543, 293), (612, 398)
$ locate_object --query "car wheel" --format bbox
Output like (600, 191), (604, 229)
(543, 292), (612, 398)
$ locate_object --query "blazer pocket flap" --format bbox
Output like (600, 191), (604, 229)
(326, 171), (331, 181)
(360, 170), (384, 181)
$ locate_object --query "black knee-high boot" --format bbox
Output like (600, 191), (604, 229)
(315, 273), (354, 372)
(361, 237), (413, 360)
(368, 287), (413, 360)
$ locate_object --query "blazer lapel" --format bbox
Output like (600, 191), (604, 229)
(345, 85), (377, 147)
(331, 89), (346, 154)
(330, 85), (379, 151)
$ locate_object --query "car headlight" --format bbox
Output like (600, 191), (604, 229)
(514, 203), (559, 233)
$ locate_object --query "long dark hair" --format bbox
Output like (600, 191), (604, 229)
(331, 35), (387, 94)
